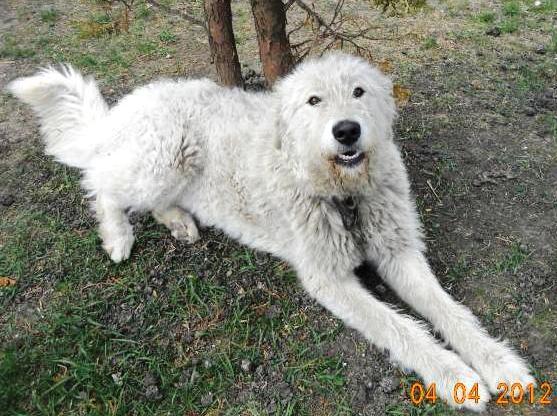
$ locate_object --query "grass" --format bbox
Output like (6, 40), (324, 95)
(476, 11), (496, 23)
(493, 243), (530, 274)
(159, 28), (177, 44)
(501, 16), (520, 33)
(40, 8), (59, 25)
(0, 201), (351, 414)
(0, 35), (36, 59)
(549, 30), (557, 53)
(445, 258), (470, 283)
(422, 36), (438, 49)
(544, 114), (557, 144)
(503, 0), (521, 16)
(2, 0), (556, 414)
(516, 65), (545, 91)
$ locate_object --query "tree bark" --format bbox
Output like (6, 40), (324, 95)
(250, 0), (294, 86)
(204, 0), (243, 88)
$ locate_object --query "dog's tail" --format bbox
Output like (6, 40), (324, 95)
(8, 65), (108, 168)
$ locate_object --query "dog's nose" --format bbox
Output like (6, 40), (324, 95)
(332, 120), (361, 145)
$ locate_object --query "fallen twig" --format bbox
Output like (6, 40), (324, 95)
(145, 0), (207, 32)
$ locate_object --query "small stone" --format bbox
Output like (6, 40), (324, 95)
(203, 359), (212, 369)
(200, 392), (213, 406)
(486, 27), (501, 37)
(0, 193), (14, 207)
(143, 372), (158, 387)
(111, 372), (123, 386)
(532, 277), (545, 286)
(190, 369), (199, 383)
(144, 385), (162, 401)
(353, 384), (368, 403)
(76, 391), (88, 400)
(254, 365), (265, 379)
(265, 304), (281, 319)
(276, 381), (292, 399)
(535, 45), (546, 55)
(524, 107), (536, 116)
(240, 359), (253, 373)
(379, 375), (400, 393)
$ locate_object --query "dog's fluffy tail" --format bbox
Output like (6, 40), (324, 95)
(8, 65), (108, 168)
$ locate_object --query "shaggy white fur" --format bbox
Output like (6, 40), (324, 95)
(8, 53), (535, 411)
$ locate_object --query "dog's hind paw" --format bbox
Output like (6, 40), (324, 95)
(170, 224), (200, 243)
(153, 207), (200, 244)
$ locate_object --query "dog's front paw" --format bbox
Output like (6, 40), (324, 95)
(426, 356), (490, 412)
(471, 340), (535, 394)
(103, 234), (134, 263)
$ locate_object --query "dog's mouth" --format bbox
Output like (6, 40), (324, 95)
(334, 150), (365, 167)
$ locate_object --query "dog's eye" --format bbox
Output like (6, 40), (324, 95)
(353, 87), (365, 98)
(308, 96), (321, 106)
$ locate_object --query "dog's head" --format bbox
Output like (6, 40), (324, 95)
(274, 52), (396, 196)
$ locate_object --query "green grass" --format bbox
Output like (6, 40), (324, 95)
(422, 36), (438, 49)
(445, 258), (470, 283)
(549, 30), (557, 53)
(40, 7), (59, 24)
(516, 65), (545, 91)
(544, 114), (557, 144)
(0, 35), (36, 58)
(530, 0), (557, 14)
(503, 0), (521, 16)
(0, 200), (351, 414)
(476, 11), (496, 23)
(501, 16), (520, 33)
(493, 243), (530, 274)
(158, 28), (177, 44)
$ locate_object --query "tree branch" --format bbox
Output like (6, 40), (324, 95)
(290, 0), (391, 62)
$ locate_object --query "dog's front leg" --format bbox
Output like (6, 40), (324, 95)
(375, 251), (535, 393)
(298, 267), (490, 411)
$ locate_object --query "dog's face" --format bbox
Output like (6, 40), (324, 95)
(275, 53), (396, 196)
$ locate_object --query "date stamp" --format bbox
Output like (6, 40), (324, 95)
(409, 381), (553, 405)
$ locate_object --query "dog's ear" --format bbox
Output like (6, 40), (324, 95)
(366, 66), (398, 141)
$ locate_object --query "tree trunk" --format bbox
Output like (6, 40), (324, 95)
(250, 0), (294, 86)
(204, 0), (243, 88)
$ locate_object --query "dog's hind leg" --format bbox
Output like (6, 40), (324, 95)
(95, 195), (135, 263)
(153, 206), (200, 244)
(375, 251), (535, 394)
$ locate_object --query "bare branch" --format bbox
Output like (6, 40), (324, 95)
(289, 0), (394, 63)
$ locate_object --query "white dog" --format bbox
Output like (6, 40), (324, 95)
(9, 53), (534, 411)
